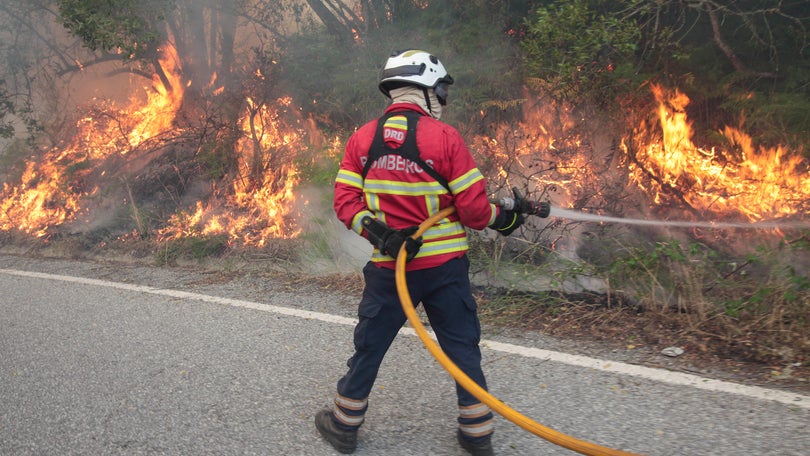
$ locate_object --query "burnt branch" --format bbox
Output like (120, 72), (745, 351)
(55, 52), (125, 76)
(151, 54), (173, 94)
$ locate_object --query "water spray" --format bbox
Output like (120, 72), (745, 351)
(497, 187), (809, 230)
(548, 208), (810, 230)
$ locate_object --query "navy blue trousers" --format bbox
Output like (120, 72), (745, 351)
(337, 255), (488, 409)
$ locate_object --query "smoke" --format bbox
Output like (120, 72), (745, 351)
(293, 185), (371, 273)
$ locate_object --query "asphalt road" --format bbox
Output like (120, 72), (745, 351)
(0, 254), (808, 455)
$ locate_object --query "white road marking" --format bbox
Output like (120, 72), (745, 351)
(2, 268), (807, 410)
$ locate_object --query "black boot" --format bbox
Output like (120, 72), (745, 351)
(457, 430), (494, 456)
(315, 409), (357, 454)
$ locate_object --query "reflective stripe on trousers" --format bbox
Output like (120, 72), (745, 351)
(334, 255), (493, 442)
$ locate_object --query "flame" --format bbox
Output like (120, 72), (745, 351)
(469, 94), (600, 208)
(0, 43), (185, 237)
(0, 159), (80, 238)
(627, 84), (809, 221)
(2, 37), (307, 246)
(156, 96), (303, 245)
(6, 45), (804, 250)
(469, 84), (807, 227)
(127, 43), (184, 148)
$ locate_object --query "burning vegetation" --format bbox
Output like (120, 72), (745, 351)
(626, 84), (809, 222)
(1, 1), (808, 367)
(1, 43), (185, 239)
(1, 42), (308, 248)
(1, 41), (807, 265)
(155, 95), (303, 246)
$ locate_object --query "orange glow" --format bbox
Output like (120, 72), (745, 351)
(156, 96), (303, 245)
(0, 43), (185, 238)
(4, 48), (804, 248)
(127, 43), (184, 148)
(1, 41), (304, 245)
(469, 84), (807, 226)
(626, 84), (809, 221)
(468, 94), (597, 207)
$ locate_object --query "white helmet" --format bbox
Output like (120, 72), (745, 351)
(379, 50), (454, 105)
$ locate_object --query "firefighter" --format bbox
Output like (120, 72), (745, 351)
(316, 49), (524, 456)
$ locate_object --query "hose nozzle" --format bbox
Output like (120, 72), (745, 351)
(498, 187), (550, 218)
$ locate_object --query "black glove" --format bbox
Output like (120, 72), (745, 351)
(489, 209), (524, 236)
(383, 226), (423, 261)
(361, 217), (423, 261)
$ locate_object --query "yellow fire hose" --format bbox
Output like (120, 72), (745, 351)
(394, 206), (641, 456)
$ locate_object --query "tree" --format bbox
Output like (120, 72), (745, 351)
(619, 0), (810, 146)
(56, 0), (167, 58)
(521, 0), (810, 147)
(53, 0), (299, 186)
(301, 0), (423, 47)
(0, 79), (15, 139)
(0, 0), (85, 142)
(57, 0), (238, 95)
(617, 0), (808, 80)
(521, 0), (641, 107)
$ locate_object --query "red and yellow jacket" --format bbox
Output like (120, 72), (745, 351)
(334, 103), (500, 271)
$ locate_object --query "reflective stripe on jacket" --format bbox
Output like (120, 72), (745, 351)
(334, 103), (499, 271)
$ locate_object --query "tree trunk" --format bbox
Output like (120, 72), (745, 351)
(303, 0), (354, 46)
(218, 8), (238, 84)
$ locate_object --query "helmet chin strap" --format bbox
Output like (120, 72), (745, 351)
(423, 87), (432, 114)
(422, 88), (442, 120)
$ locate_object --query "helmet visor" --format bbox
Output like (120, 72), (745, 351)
(435, 82), (450, 106)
